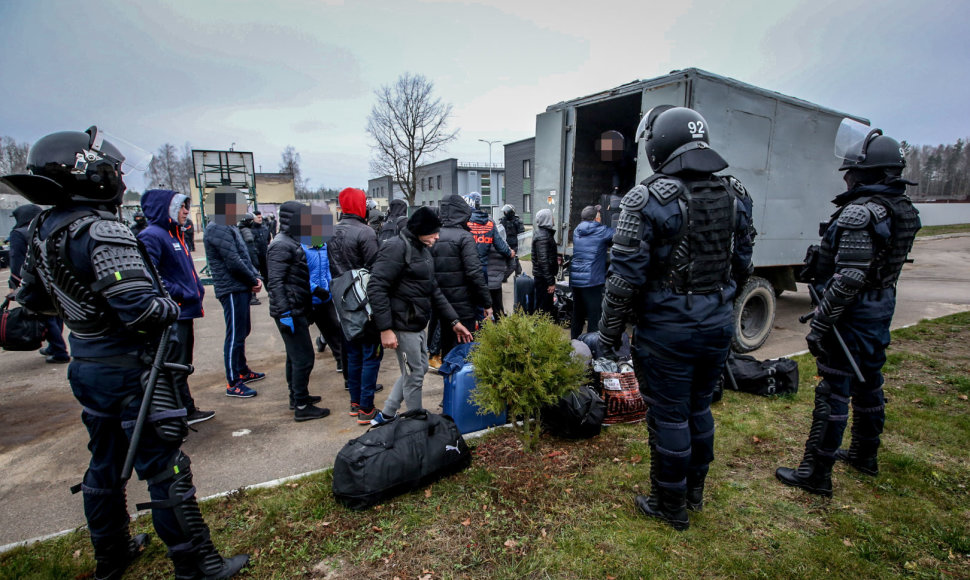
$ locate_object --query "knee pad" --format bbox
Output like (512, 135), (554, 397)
(654, 418), (691, 458)
(138, 452), (206, 539)
(139, 369), (188, 443)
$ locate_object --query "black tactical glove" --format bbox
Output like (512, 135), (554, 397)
(155, 296), (181, 327)
(597, 330), (622, 362)
(805, 309), (832, 361)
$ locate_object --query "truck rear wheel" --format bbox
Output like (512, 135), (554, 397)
(732, 276), (775, 353)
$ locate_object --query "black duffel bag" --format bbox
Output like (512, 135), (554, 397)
(332, 409), (472, 510)
(722, 353), (799, 397)
(0, 297), (46, 351)
(542, 384), (606, 439)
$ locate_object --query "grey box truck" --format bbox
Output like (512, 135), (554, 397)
(534, 68), (865, 351)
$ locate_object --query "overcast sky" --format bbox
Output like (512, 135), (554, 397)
(1, 0), (967, 192)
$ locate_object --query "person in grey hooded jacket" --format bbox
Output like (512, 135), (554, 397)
(531, 208), (559, 318)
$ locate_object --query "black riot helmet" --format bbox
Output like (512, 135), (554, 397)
(838, 131), (906, 171)
(637, 106), (727, 174)
(0, 126), (129, 206)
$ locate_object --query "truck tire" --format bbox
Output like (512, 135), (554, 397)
(732, 276), (775, 353)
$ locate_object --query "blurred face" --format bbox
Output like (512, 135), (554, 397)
(205, 191), (249, 226)
(254, 214), (263, 224)
(418, 232), (439, 247)
(296, 203), (334, 247)
(178, 203), (189, 225)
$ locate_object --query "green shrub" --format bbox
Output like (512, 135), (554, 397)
(469, 311), (587, 451)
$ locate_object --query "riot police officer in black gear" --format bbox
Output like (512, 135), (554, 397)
(2, 127), (248, 579)
(776, 123), (920, 496)
(597, 107), (756, 530)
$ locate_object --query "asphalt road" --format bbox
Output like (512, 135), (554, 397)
(1, 234), (968, 548)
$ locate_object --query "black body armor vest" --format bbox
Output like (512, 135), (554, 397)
(872, 194), (921, 288)
(29, 211), (119, 339)
(816, 193), (920, 290)
(649, 175), (735, 294)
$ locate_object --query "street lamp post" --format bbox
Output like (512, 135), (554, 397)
(478, 139), (501, 207)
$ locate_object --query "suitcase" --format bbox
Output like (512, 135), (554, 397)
(332, 409), (471, 510)
(442, 363), (507, 434)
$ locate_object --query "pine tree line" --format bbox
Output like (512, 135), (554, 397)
(902, 139), (970, 201)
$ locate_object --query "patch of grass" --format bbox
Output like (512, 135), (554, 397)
(916, 223), (970, 237)
(4, 312), (970, 579)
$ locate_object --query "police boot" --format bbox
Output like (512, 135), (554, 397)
(93, 533), (150, 580)
(635, 487), (689, 531)
(775, 383), (834, 497)
(686, 466), (708, 512)
(835, 432), (879, 476)
(170, 537), (249, 580)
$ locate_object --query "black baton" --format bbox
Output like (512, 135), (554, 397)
(803, 285), (865, 384)
(121, 326), (174, 483)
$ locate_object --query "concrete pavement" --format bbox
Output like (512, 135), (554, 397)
(1, 234), (968, 548)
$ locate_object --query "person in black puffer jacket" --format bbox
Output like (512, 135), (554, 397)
(532, 208), (559, 318)
(367, 207), (473, 424)
(237, 213), (262, 305)
(252, 211), (270, 277)
(432, 194), (492, 359)
(486, 221), (515, 320)
(377, 199), (409, 245)
(500, 203), (525, 276)
(267, 201), (331, 421)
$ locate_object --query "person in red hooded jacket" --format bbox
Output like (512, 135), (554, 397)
(329, 188), (383, 424)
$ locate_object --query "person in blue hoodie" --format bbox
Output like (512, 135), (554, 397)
(138, 189), (215, 425)
(569, 204), (615, 339)
(304, 236), (344, 373)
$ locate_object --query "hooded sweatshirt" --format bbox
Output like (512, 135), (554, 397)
(378, 199), (409, 244)
(139, 189), (205, 319)
(8, 204), (43, 288)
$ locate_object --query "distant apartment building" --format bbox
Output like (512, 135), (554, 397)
(368, 158), (505, 213)
(503, 138), (535, 225)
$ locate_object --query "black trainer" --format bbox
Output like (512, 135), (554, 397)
(289, 395), (322, 410)
(294, 403), (331, 422)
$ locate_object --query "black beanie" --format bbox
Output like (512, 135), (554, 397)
(407, 206), (442, 236)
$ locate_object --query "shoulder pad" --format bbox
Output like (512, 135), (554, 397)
(836, 204), (871, 229)
(66, 214), (100, 238)
(646, 177), (685, 205)
(620, 185), (649, 211)
(864, 201), (888, 222)
(88, 220), (139, 245)
(726, 176), (748, 198)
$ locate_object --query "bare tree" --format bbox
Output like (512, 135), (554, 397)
(0, 136), (30, 176)
(279, 146), (309, 197)
(146, 142), (194, 194)
(366, 73), (458, 204)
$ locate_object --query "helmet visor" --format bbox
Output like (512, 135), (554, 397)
(834, 118), (876, 162)
(88, 127), (153, 174)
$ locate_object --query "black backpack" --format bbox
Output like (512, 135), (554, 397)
(332, 409), (471, 510)
(542, 385), (606, 439)
(0, 297), (46, 351)
(722, 354), (799, 397)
